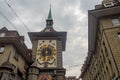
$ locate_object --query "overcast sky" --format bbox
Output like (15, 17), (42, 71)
(0, 0), (102, 78)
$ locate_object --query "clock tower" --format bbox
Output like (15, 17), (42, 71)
(28, 7), (67, 80)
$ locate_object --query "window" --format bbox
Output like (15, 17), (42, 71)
(45, 28), (50, 32)
(106, 65), (110, 77)
(0, 45), (5, 53)
(0, 72), (3, 79)
(109, 60), (115, 78)
(112, 18), (120, 26)
(14, 50), (19, 61)
(0, 33), (5, 37)
(103, 42), (108, 57)
(118, 33), (120, 39)
(104, 2), (114, 7)
(101, 49), (106, 63)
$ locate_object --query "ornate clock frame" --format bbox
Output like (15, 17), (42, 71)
(36, 40), (57, 68)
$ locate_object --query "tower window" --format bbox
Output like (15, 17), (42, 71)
(0, 33), (5, 37)
(0, 45), (5, 54)
(112, 18), (120, 26)
(45, 28), (50, 32)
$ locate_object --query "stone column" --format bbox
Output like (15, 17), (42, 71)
(27, 67), (39, 80)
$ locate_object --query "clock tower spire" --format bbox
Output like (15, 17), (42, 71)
(43, 5), (56, 32)
(46, 5), (53, 27)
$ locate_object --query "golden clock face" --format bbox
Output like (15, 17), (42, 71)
(36, 40), (57, 67)
(37, 44), (56, 62)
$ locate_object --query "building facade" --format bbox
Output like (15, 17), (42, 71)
(80, 0), (120, 80)
(0, 27), (32, 80)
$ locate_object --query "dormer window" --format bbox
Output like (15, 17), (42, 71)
(0, 72), (3, 79)
(112, 18), (120, 27)
(0, 33), (5, 37)
(0, 45), (5, 54)
(103, 2), (114, 7)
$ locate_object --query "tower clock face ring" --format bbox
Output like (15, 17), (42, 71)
(37, 44), (56, 62)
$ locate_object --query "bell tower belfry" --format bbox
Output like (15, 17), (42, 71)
(28, 6), (67, 80)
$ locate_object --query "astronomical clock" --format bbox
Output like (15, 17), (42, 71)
(36, 40), (57, 68)
(28, 6), (67, 80)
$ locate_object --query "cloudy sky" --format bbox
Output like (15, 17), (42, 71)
(0, 0), (102, 78)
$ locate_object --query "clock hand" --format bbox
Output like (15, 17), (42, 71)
(45, 48), (48, 62)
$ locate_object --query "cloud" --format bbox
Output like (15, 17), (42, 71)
(65, 64), (83, 78)
(79, 0), (103, 13)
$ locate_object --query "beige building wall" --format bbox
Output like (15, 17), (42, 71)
(81, 16), (120, 80)
(80, 2), (120, 79)
(0, 44), (27, 78)
(100, 17), (120, 75)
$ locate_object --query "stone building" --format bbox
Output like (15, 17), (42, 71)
(28, 7), (67, 80)
(0, 27), (32, 80)
(80, 0), (120, 80)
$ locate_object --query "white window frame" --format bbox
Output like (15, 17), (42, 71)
(104, 2), (114, 7)
(112, 18), (120, 27)
(0, 33), (5, 37)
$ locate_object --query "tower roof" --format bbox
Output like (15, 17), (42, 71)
(47, 5), (52, 20)
(43, 5), (55, 32)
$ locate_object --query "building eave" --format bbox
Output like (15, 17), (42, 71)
(88, 5), (120, 52)
(28, 32), (67, 51)
(0, 37), (33, 64)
